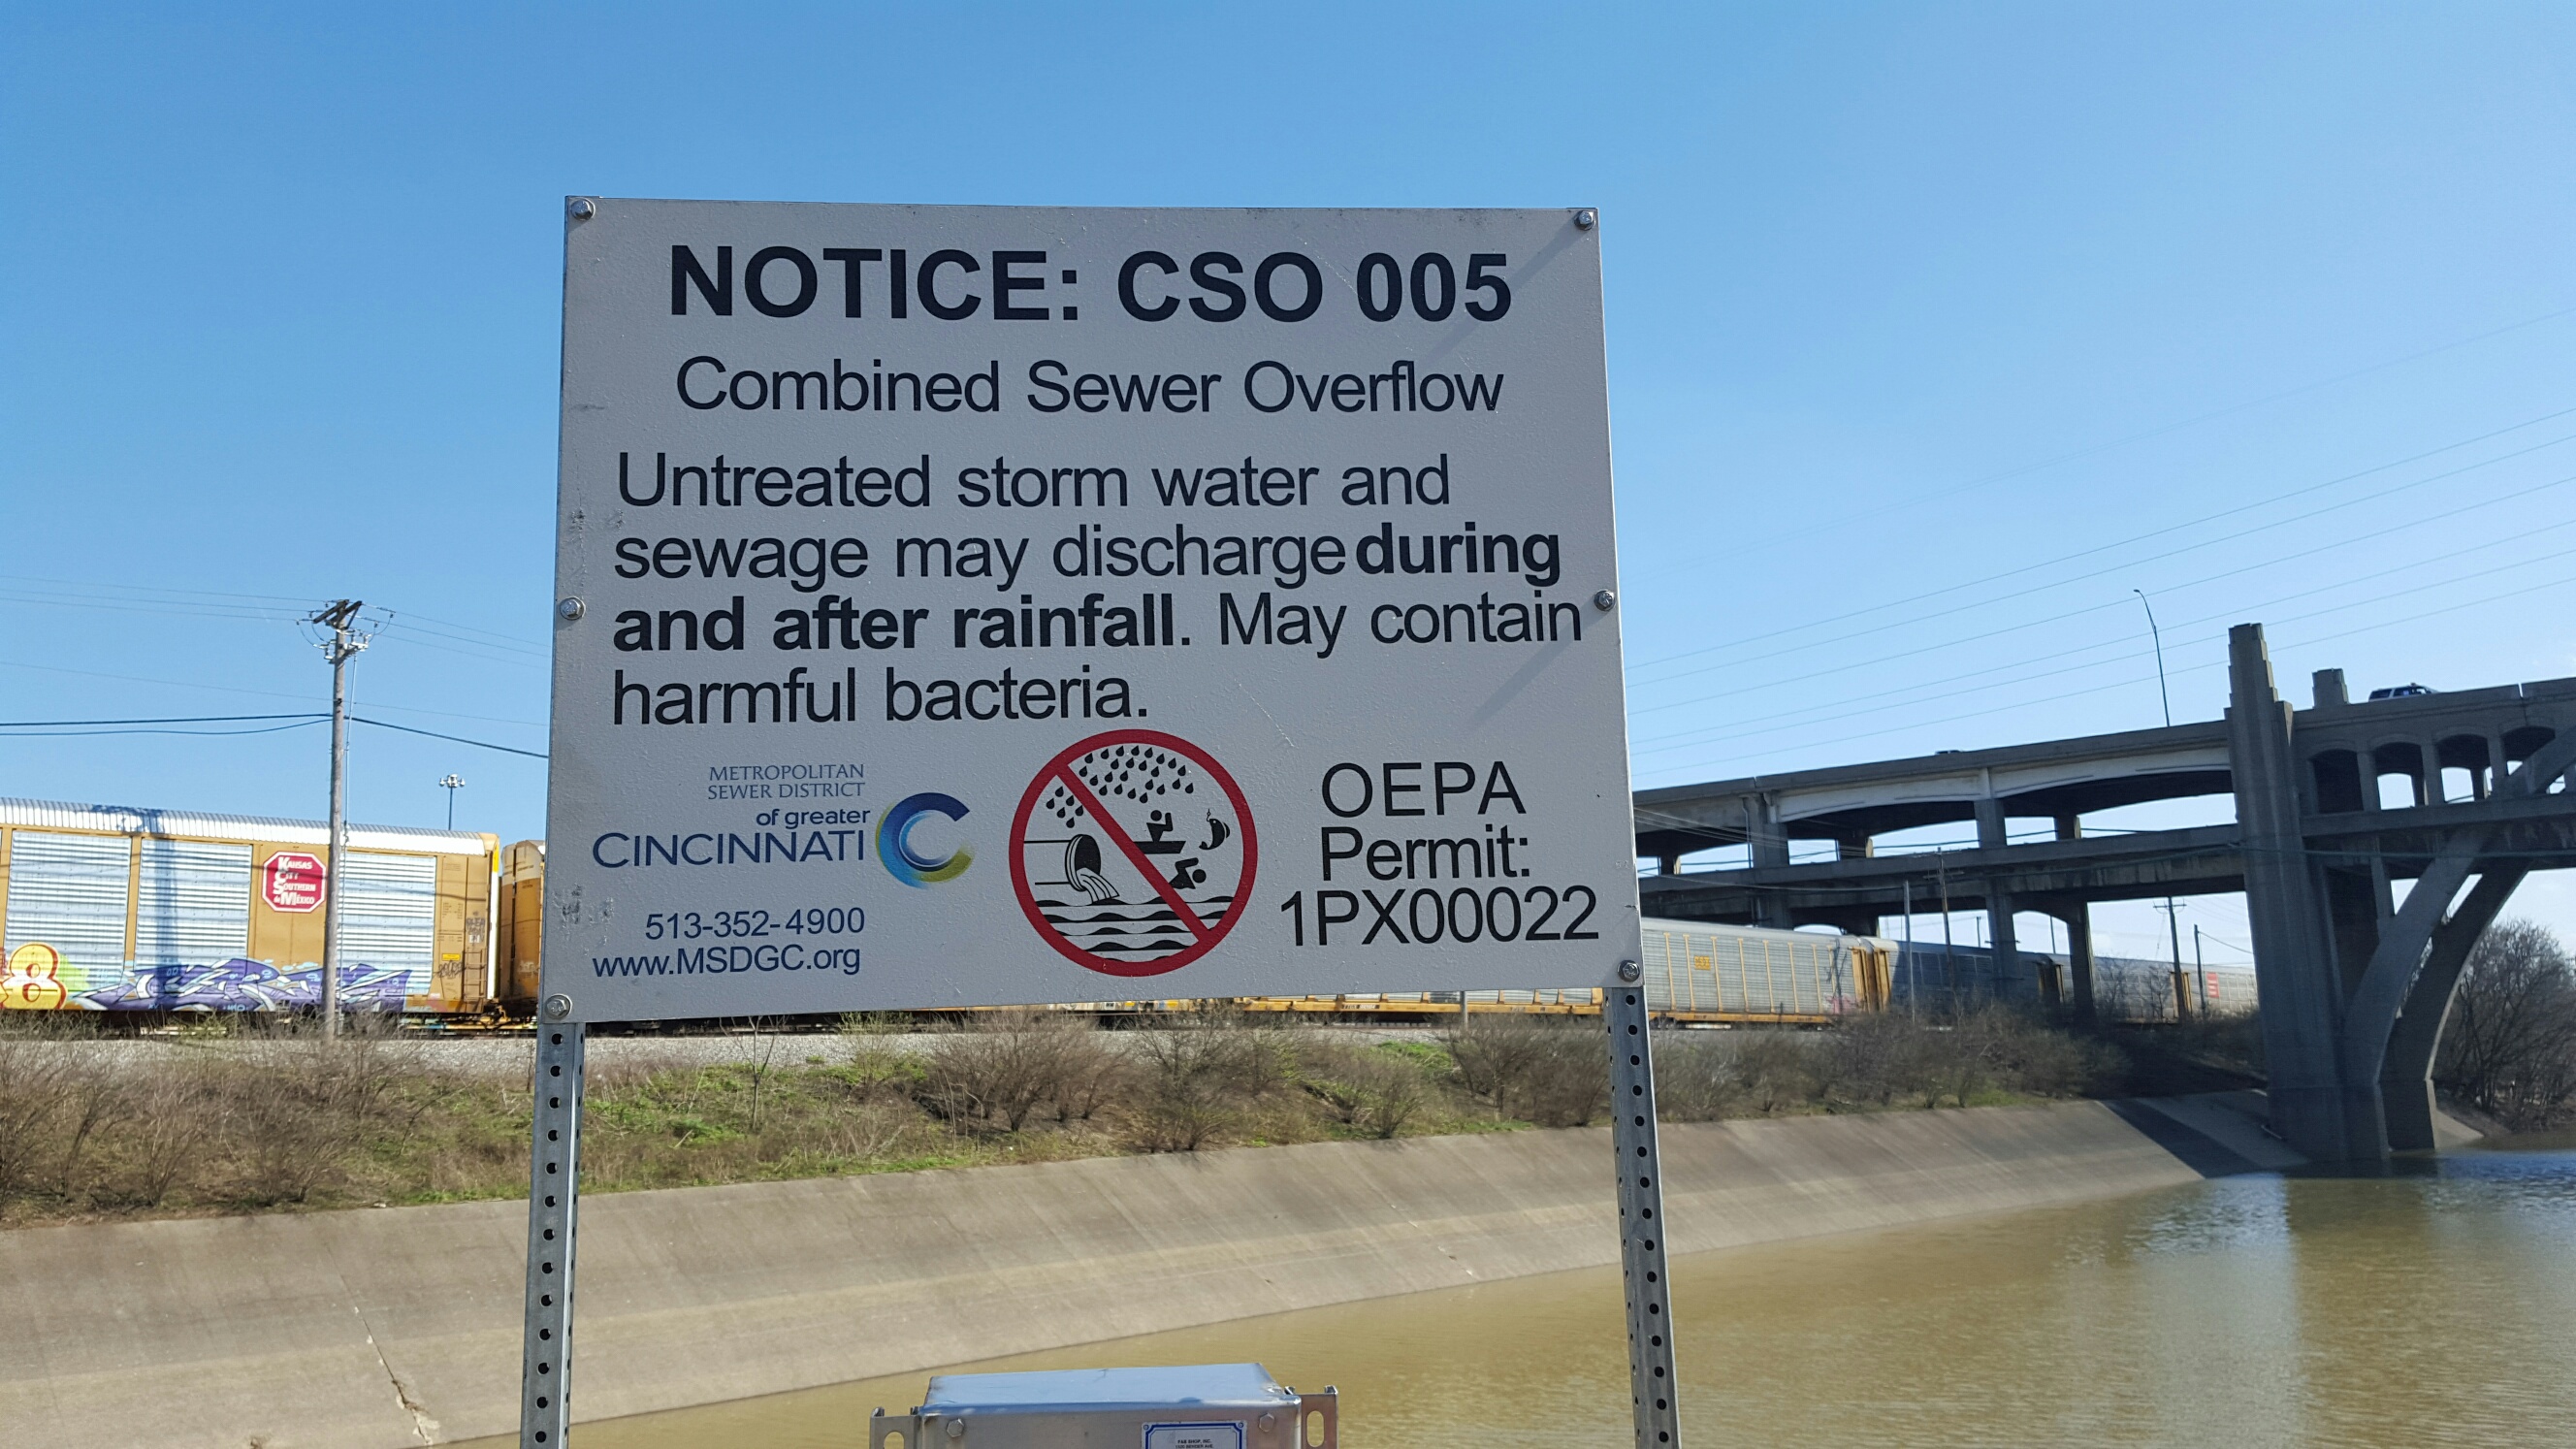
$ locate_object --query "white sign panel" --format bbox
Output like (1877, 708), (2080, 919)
(544, 200), (1637, 1021)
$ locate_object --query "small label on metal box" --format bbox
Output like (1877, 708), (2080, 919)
(1143, 1422), (1244, 1449)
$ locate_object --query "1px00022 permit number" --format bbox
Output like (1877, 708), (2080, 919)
(1278, 883), (1603, 949)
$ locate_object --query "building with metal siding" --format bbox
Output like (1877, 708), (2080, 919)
(0, 798), (496, 1013)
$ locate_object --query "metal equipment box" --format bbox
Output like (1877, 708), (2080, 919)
(873, 1365), (1337, 1449)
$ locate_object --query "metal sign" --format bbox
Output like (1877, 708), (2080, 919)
(523, 198), (1680, 1449)
(544, 200), (1640, 1022)
(262, 852), (326, 912)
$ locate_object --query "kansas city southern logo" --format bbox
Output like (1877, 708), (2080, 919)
(1010, 730), (1256, 977)
(876, 792), (974, 886)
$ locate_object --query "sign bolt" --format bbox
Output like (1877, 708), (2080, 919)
(542, 994), (572, 1021)
(557, 596), (586, 622)
(1573, 208), (1597, 231)
(945, 1418), (966, 1439)
(1594, 589), (1617, 611)
(567, 198), (596, 221)
(1619, 959), (1642, 982)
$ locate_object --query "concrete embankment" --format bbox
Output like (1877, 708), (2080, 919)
(2, 1098), (2262, 1448)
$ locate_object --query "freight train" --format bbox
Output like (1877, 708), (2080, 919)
(0, 798), (504, 1014)
(1225, 918), (1893, 1023)
(1, 794), (2240, 1024)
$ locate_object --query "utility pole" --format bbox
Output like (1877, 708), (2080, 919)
(1937, 850), (1954, 1010)
(306, 599), (371, 1040)
(440, 773), (467, 831)
(2154, 899), (2193, 1023)
(2194, 923), (2209, 1015)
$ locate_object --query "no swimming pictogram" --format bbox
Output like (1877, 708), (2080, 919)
(1011, 730), (1257, 977)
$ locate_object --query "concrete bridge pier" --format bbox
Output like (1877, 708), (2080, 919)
(2228, 626), (2353, 1161)
(2232, 625), (2576, 1163)
(1974, 797), (2021, 1005)
(2051, 816), (2098, 1021)
(2028, 897), (2097, 1019)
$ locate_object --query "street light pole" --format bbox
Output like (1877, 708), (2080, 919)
(2135, 590), (2189, 1022)
(2134, 589), (2172, 729)
(441, 774), (467, 831)
(306, 599), (371, 1040)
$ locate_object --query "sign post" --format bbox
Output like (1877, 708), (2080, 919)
(528, 198), (1671, 1446)
(519, 1014), (583, 1448)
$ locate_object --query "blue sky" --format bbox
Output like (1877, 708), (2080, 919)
(5, 3), (2572, 958)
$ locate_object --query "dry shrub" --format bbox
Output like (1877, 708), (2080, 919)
(213, 1014), (423, 1205)
(0, 1018), (135, 1205)
(124, 1055), (220, 1207)
(1652, 1011), (2118, 1118)
(0, 1018), (83, 1197)
(918, 1011), (1120, 1133)
(1650, 1036), (1742, 1121)
(1813, 1013), (1923, 1108)
(1119, 1013), (1280, 1151)
(1733, 1033), (1817, 1114)
(1297, 1040), (1429, 1138)
(1449, 1016), (1607, 1127)
(1047, 1033), (1133, 1124)
(823, 1099), (915, 1160)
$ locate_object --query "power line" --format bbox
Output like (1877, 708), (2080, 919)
(1629, 443), (2576, 699)
(0, 656), (543, 727)
(1626, 402), (2576, 678)
(0, 580), (550, 662)
(1633, 568), (2576, 780)
(0, 719), (328, 738)
(0, 709), (545, 757)
(351, 717), (548, 759)
(0, 573), (552, 651)
(1713, 303), (2576, 548)
(0, 712), (325, 726)
(1627, 507), (2576, 748)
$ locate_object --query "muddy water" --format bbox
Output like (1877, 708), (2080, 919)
(529, 1148), (2576, 1449)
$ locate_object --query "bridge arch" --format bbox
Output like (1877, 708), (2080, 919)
(2309, 749), (2367, 814)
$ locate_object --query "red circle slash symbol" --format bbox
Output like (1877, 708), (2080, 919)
(1011, 730), (1258, 977)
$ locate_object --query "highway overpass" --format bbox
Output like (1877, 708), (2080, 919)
(1633, 623), (2576, 1166)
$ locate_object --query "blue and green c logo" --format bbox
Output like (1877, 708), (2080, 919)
(878, 792), (972, 886)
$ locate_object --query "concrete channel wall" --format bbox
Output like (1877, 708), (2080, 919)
(2, 1099), (2241, 1449)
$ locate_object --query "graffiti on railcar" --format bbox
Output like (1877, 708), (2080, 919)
(70, 958), (413, 1012)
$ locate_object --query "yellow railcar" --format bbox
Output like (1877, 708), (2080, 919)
(0, 797), (497, 1014)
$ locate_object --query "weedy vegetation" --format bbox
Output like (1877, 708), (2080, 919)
(0, 1003), (2125, 1228)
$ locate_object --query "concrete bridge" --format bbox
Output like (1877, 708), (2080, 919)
(1633, 623), (2576, 1165)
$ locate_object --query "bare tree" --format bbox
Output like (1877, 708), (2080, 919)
(736, 1018), (784, 1134)
(2437, 919), (2576, 1130)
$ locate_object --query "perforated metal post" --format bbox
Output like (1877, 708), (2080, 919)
(521, 1020), (585, 1448)
(1608, 983), (1681, 1449)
